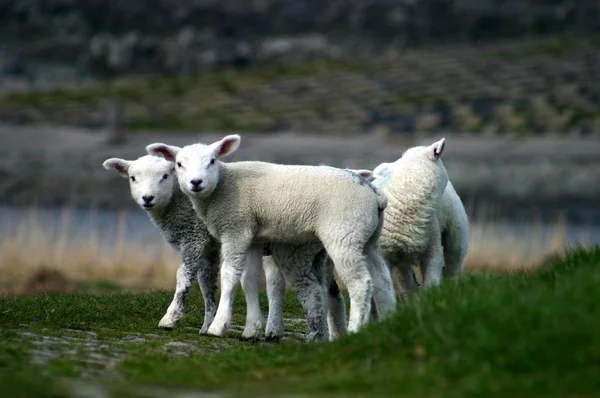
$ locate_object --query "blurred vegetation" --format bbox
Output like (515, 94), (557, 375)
(1, 36), (599, 135)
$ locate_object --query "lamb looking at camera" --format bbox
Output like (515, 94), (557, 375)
(147, 135), (397, 342)
(103, 155), (221, 334)
(368, 138), (469, 298)
(102, 154), (348, 341)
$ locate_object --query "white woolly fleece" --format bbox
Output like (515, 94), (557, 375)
(371, 138), (469, 294)
(147, 135), (397, 341)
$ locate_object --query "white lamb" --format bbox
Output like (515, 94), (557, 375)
(367, 138), (469, 297)
(102, 154), (348, 341)
(147, 135), (397, 341)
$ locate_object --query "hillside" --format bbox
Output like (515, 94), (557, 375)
(1, 36), (600, 135)
(1, 247), (599, 397)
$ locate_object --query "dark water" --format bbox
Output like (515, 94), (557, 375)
(0, 206), (160, 243)
(1, 205), (599, 251)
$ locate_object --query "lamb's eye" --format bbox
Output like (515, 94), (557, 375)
(162, 174), (169, 180)
(177, 162), (182, 168)
(210, 159), (215, 165)
(130, 176), (136, 182)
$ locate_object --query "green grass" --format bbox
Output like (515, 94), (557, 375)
(1, 247), (600, 397)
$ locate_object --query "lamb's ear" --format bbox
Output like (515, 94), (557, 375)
(146, 143), (181, 162)
(428, 138), (446, 161)
(349, 169), (374, 180)
(212, 134), (241, 158)
(102, 158), (131, 178)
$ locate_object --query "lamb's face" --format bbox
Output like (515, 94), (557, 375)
(146, 135), (241, 200)
(127, 156), (176, 209)
(103, 155), (175, 210)
(173, 143), (219, 199)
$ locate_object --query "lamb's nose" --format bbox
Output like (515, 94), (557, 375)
(142, 195), (154, 203)
(190, 179), (202, 187)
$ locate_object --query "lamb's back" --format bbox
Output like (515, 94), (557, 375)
(208, 162), (381, 244)
(379, 160), (447, 257)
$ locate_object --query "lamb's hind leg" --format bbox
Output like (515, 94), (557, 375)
(441, 229), (468, 280)
(365, 209), (397, 321)
(365, 243), (397, 321)
(326, 244), (373, 334)
(263, 255), (286, 341)
(207, 239), (254, 337)
(159, 262), (196, 330)
(420, 219), (444, 288)
(442, 249), (465, 279)
(324, 254), (347, 341)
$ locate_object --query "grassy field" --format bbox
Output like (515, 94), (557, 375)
(1, 246), (599, 397)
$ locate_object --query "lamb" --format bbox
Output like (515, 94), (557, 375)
(367, 138), (469, 297)
(371, 149), (469, 282)
(146, 134), (397, 341)
(102, 154), (348, 341)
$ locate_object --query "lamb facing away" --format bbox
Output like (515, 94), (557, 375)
(147, 135), (397, 341)
(370, 138), (449, 297)
(371, 145), (469, 287)
(368, 138), (469, 298)
(102, 154), (348, 341)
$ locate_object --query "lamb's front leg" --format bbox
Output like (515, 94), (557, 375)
(159, 262), (196, 330)
(196, 257), (219, 335)
(240, 247), (266, 340)
(206, 240), (252, 337)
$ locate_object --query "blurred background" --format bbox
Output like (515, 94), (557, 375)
(1, 0), (599, 292)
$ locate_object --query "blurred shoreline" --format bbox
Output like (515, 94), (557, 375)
(2, 124), (600, 223)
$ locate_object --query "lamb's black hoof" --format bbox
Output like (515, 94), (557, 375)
(265, 335), (282, 343)
(239, 335), (261, 343)
(158, 326), (174, 331)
